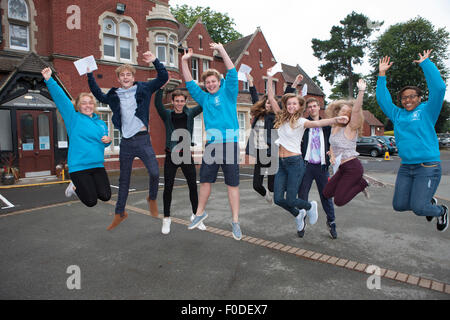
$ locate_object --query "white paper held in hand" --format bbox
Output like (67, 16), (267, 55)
(238, 64), (252, 82)
(267, 62), (283, 76)
(74, 55), (98, 76)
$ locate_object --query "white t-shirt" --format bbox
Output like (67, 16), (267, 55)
(275, 118), (307, 154)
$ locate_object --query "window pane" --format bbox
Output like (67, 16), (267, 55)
(192, 58), (198, 81)
(56, 110), (68, 148)
(9, 24), (29, 50)
(113, 129), (122, 146)
(103, 19), (116, 34)
(203, 60), (209, 71)
(238, 112), (246, 144)
(0, 110), (12, 151)
(156, 35), (166, 43)
(38, 114), (50, 150)
(169, 47), (175, 65)
(119, 22), (131, 37)
(169, 36), (176, 44)
(193, 115), (203, 147)
(120, 39), (131, 60)
(8, 0), (29, 21)
(20, 113), (34, 150)
(157, 46), (166, 63)
(104, 36), (116, 57)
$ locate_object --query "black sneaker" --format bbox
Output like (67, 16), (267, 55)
(297, 213), (307, 238)
(437, 205), (448, 232)
(327, 221), (338, 239)
(427, 198), (438, 222)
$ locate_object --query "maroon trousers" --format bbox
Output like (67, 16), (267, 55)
(323, 158), (368, 207)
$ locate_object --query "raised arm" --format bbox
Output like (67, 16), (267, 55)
(376, 56), (398, 120)
(143, 51), (168, 91)
(154, 89), (169, 121)
(41, 68), (76, 125)
(211, 43), (234, 70)
(181, 48), (194, 83)
(304, 115), (349, 129)
(246, 73), (259, 104)
(415, 50), (446, 121)
(348, 79), (365, 130)
(87, 71), (109, 104)
(267, 72), (281, 114)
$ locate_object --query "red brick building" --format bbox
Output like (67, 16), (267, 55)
(0, 0), (327, 179)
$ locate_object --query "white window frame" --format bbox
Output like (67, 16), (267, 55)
(192, 114), (203, 149)
(202, 59), (209, 73)
(7, 0), (30, 51)
(238, 111), (247, 145)
(97, 104), (121, 154)
(191, 58), (199, 82)
(102, 17), (134, 63)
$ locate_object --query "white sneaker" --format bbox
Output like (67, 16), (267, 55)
(162, 217), (171, 234)
(191, 214), (206, 230)
(306, 201), (318, 225)
(264, 187), (273, 204)
(295, 209), (306, 232)
(65, 181), (76, 198)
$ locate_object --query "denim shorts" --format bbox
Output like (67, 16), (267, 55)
(200, 142), (240, 187)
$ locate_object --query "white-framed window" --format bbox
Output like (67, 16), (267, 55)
(55, 110), (68, 149)
(155, 34), (177, 67)
(264, 79), (277, 94)
(238, 112), (246, 145)
(202, 59), (209, 73)
(192, 114), (203, 147)
(102, 18), (134, 62)
(8, 0), (30, 51)
(191, 58), (199, 82)
(199, 35), (203, 50)
(97, 104), (121, 153)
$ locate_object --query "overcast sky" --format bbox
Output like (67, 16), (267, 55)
(170, 0), (450, 100)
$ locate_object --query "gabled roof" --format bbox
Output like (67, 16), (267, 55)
(16, 52), (50, 74)
(363, 110), (384, 126)
(177, 17), (203, 45)
(281, 63), (324, 97)
(223, 34), (253, 64)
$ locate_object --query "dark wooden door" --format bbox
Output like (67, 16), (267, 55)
(17, 110), (55, 178)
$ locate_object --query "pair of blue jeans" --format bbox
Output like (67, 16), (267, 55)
(298, 163), (335, 223)
(393, 162), (443, 217)
(274, 156), (311, 217)
(115, 132), (159, 214)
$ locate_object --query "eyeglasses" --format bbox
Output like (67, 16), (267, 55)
(401, 94), (419, 101)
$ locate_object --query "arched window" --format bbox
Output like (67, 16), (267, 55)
(102, 17), (134, 62)
(7, 0), (30, 51)
(154, 33), (178, 67)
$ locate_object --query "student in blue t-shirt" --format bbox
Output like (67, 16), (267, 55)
(181, 43), (242, 240)
(41, 67), (112, 208)
(376, 49), (448, 232)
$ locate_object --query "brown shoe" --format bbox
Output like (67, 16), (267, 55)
(107, 211), (128, 230)
(147, 196), (159, 217)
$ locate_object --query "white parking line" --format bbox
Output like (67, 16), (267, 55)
(0, 193), (15, 209)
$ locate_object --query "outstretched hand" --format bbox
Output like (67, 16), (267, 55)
(335, 115), (349, 125)
(413, 49), (433, 64)
(182, 48), (193, 61)
(143, 51), (156, 64)
(356, 79), (367, 91)
(41, 67), (52, 81)
(209, 42), (224, 51)
(378, 56), (393, 76)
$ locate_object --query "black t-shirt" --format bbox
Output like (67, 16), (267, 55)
(171, 112), (188, 146)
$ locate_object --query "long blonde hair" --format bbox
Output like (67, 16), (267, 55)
(325, 99), (364, 132)
(274, 93), (305, 129)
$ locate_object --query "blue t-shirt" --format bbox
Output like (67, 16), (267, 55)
(186, 68), (239, 144)
(376, 59), (446, 164)
(45, 78), (110, 173)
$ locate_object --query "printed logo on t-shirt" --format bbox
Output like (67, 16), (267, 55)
(213, 96), (221, 107)
(410, 110), (422, 121)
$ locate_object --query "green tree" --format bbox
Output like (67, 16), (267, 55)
(369, 16), (449, 104)
(312, 11), (382, 97)
(436, 100), (450, 133)
(170, 5), (242, 44)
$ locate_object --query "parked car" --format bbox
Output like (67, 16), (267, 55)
(438, 133), (450, 147)
(356, 137), (389, 157)
(374, 136), (398, 155)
